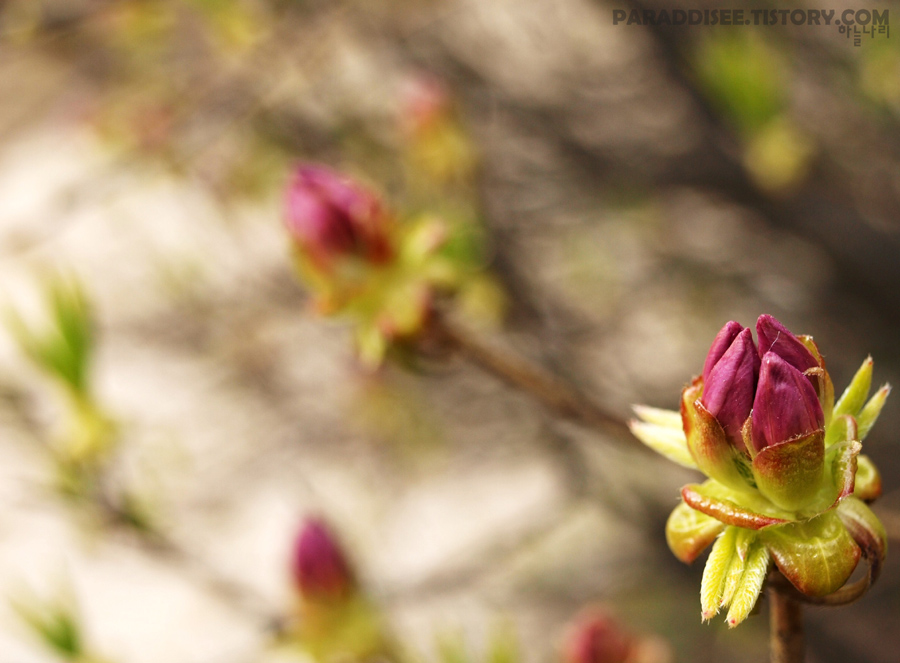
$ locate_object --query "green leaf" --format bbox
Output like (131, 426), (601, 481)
(834, 357), (873, 419)
(824, 413), (857, 448)
(761, 510), (860, 597)
(681, 380), (754, 491)
(632, 405), (682, 429)
(853, 455), (882, 502)
(681, 481), (792, 530)
(629, 420), (696, 469)
(665, 502), (725, 564)
(856, 384), (891, 441)
(700, 528), (737, 620)
(751, 430), (824, 512)
(725, 541), (770, 628)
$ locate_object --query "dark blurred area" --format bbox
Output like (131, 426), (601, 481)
(1, 1), (899, 662)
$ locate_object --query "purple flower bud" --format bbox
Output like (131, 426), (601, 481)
(756, 314), (818, 373)
(284, 165), (392, 270)
(700, 327), (759, 453)
(292, 518), (355, 601)
(702, 321), (744, 384)
(750, 352), (824, 453)
(563, 611), (634, 663)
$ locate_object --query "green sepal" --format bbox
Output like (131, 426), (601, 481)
(833, 357), (873, 419)
(681, 380), (754, 491)
(760, 510), (861, 597)
(853, 455), (882, 502)
(798, 335), (834, 425)
(857, 384), (891, 441)
(666, 501), (725, 563)
(751, 429), (825, 512)
(682, 481), (792, 530)
(836, 497), (887, 583)
(724, 540), (770, 628)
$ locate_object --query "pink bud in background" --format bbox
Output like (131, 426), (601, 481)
(750, 352), (824, 453)
(756, 314), (819, 373)
(284, 165), (393, 270)
(563, 611), (635, 663)
(700, 326), (760, 453)
(401, 74), (451, 137)
(292, 517), (355, 602)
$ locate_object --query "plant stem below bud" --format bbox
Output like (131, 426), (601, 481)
(769, 582), (804, 663)
(434, 316), (635, 441)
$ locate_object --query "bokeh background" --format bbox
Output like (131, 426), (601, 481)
(1, 1), (899, 662)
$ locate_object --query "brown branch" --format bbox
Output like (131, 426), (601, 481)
(769, 580), (805, 663)
(431, 315), (635, 442)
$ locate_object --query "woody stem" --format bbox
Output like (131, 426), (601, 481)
(433, 315), (634, 441)
(769, 581), (804, 663)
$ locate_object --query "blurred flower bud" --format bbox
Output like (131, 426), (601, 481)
(563, 611), (634, 663)
(750, 352), (824, 453)
(401, 75), (452, 137)
(292, 518), (355, 602)
(700, 326), (759, 453)
(284, 165), (393, 271)
(756, 314), (818, 373)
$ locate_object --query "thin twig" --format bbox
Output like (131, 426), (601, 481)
(432, 315), (635, 441)
(769, 581), (804, 663)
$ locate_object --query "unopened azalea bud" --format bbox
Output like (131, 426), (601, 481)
(284, 165), (392, 270)
(756, 314), (818, 373)
(292, 518), (355, 602)
(700, 327), (759, 452)
(701, 321), (744, 384)
(563, 612), (634, 663)
(750, 352), (824, 453)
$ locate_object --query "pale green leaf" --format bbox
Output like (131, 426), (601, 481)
(833, 357), (873, 418)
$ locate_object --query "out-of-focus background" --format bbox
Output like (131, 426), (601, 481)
(1, 1), (899, 662)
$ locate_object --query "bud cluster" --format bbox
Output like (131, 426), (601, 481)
(631, 315), (888, 626)
(284, 164), (462, 366)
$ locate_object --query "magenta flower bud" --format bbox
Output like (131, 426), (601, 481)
(700, 327), (759, 452)
(756, 314), (818, 373)
(563, 611), (634, 663)
(284, 165), (392, 270)
(292, 518), (355, 602)
(750, 352), (824, 453)
(701, 321), (744, 384)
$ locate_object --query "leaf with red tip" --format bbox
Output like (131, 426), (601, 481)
(760, 510), (861, 597)
(751, 430), (825, 512)
(836, 497), (887, 585)
(853, 455), (882, 502)
(682, 380), (754, 491)
(666, 502), (725, 564)
(681, 482), (791, 530)
(798, 335), (834, 424)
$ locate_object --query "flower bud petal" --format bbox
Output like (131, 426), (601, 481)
(702, 321), (744, 384)
(756, 314), (819, 372)
(701, 328), (759, 452)
(750, 352), (824, 453)
(292, 518), (355, 601)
